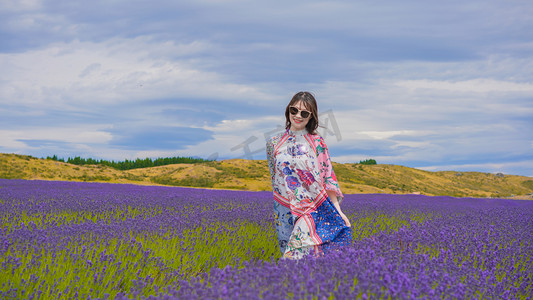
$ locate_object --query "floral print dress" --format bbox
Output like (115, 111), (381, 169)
(266, 128), (352, 259)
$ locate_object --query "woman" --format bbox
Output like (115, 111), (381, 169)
(266, 91), (352, 259)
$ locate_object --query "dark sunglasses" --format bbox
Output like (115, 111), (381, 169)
(289, 106), (312, 118)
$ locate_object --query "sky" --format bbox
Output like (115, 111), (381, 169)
(0, 0), (532, 176)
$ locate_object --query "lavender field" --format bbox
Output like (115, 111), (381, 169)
(1, 179), (532, 299)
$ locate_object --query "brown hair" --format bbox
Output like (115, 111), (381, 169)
(285, 91), (319, 134)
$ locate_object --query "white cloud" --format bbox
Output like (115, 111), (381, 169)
(0, 0), (41, 12)
(0, 126), (113, 149)
(183, 115), (286, 159)
(390, 141), (432, 149)
(396, 79), (533, 93)
(204, 116), (284, 134)
(0, 37), (273, 110)
(359, 130), (432, 140)
(419, 161), (533, 177)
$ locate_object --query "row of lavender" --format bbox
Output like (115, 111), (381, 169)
(1, 179), (532, 299)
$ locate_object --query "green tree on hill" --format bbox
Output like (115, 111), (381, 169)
(45, 155), (211, 170)
(359, 159), (377, 165)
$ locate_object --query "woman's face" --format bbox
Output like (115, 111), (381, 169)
(289, 101), (312, 131)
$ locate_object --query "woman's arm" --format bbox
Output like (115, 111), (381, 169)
(326, 190), (342, 211)
(315, 136), (344, 203)
(315, 135), (350, 227)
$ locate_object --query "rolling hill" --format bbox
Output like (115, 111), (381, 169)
(1, 153), (532, 198)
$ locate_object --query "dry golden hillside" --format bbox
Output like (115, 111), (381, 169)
(1, 153), (532, 198)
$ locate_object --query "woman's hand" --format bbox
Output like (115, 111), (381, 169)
(339, 211), (351, 227)
(326, 191), (351, 227)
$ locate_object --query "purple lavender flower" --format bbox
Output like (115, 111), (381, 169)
(0, 179), (531, 299)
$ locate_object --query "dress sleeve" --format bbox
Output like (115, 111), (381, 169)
(315, 135), (344, 204)
(266, 138), (276, 186)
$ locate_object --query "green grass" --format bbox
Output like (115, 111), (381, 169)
(349, 211), (434, 241)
